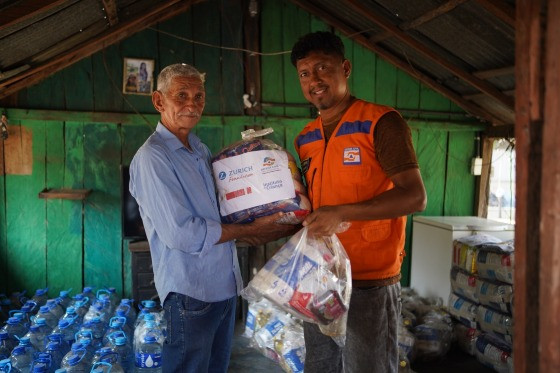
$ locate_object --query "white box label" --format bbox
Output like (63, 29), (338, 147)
(213, 150), (295, 216)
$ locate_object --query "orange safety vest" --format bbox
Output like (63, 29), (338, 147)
(295, 100), (407, 280)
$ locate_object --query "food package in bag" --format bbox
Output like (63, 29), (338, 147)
(212, 128), (311, 224)
(241, 227), (352, 342)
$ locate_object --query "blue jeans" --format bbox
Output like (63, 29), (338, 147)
(303, 283), (401, 373)
(162, 292), (237, 373)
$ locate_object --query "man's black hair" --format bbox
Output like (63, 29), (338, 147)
(290, 31), (345, 67)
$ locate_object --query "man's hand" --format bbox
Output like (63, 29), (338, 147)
(242, 213), (300, 245)
(219, 212), (300, 245)
(302, 206), (344, 237)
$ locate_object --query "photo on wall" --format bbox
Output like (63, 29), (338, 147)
(123, 58), (154, 95)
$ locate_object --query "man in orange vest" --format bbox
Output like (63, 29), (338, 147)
(292, 31), (427, 373)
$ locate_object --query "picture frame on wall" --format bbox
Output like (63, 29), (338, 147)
(123, 58), (154, 95)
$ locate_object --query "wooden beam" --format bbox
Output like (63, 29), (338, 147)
(514, 0), (545, 371)
(540, 0), (560, 370)
(243, 0), (262, 115)
(289, 0), (505, 125)
(101, 0), (119, 26)
(475, 0), (516, 27)
(463, 89), (514, 100)
(0, 0), (68, 32)
(473, 65), (515, 79)
(345, 0), (514, 110)
(369, 0), (469, 44)
(483, 124), (514, 138)
(0, 0), (206, 99)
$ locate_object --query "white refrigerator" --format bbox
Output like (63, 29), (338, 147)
(410, 216), (515, 301)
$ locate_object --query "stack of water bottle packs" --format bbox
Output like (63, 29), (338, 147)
(242, 298), (305, 373)
(448, 233), (515, 373)
(0, 286), (166, 372)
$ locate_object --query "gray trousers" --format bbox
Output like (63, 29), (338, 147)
(303, 283), (401, 373)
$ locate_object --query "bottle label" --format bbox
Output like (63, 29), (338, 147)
(135, 352), (162, 368)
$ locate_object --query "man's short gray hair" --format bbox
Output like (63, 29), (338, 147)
(157, 63), (206, 93)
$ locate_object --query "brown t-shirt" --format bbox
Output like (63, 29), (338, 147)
(322, 104), (418, 177)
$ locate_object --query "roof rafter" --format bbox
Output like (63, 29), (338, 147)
(475, 0), (515, 27)
(370, 0), (469, 44)
(345, 0), (514, 110)
(0, 0), (68, 32)
(0, 0), (206, 99)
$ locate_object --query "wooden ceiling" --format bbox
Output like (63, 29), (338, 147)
(0, 0), (515, 128)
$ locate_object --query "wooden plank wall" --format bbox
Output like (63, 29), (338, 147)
(0, 0), (482, 298)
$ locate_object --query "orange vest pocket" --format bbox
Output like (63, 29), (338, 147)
(361, 220), (392, 242)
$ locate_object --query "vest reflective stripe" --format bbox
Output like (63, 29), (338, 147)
(295, 100), (407, 280)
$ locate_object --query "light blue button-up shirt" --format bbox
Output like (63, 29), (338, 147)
(129, 122), (243, 303)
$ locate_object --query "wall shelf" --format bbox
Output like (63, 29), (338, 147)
(38, 188), (91, 200)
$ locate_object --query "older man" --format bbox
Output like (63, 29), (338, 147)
(130, 63), (295, 372)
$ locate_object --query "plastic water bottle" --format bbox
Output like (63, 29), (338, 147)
(83, 297), (111, 326)
(0, 332), (14, 361)
(132, 314), (156, 353)
(0, 358), (12, 372)
(31, 290), (49, 309)
(111, 336), (132, 373)
(30, 353), (52, 373)
(115, 300), (136, 327)
(23, 324), (48, 352)
(67, 297), (88, 319)
(60, 308), (82, 331)
(90, 348), (113, 367)
(56, 290), (73, 311)
(45, 341), (65, 371)
(10, 337), (37, 373)
(134, 336), (162, 373)
(96, 290), (118, 313)
(81, 289), (95, 304)
(1, 317), (27, 340)
(45, 301), (64, 321)
(61, 342), (92, 371)
(77, 319), (104, 351)
(9, 292), (28, 310)
(91, 361), (124, 373)
(35, 308), (58, 331)
(17, 304), (35, 328)
(61, 351), (89, 373)
(51, 321), (78, 354)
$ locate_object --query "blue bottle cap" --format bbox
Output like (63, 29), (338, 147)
(144, 335), (157, 343)
(142, 300), (156, 308)
(32, 362), (48, 372)
(58, 319), (70, 328)
(66, 307), (76, 314)
(83, 287), (93, 293)
(35, 318), (47, 326)
(39, 306), (50, 313)
(95, 347), (112, 356)
(35, 288), (48, 296)
(19, 336), (31, 345)
(11, 346), (26, 355)
(114, 336), (127, 346)
(29, 325), (40, 332)
(59, 289), (71, 298)
(46, 341), (61, 351)
(0, 331), (7, 340)
(120, 298), (133, 305)
(7, 317), (19, 324)
(73, 294), (84, 300)
(21, 304), (33, 312)
(67, 353), (83, 366)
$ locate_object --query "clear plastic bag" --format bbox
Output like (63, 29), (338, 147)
(241, 227), (352, 344)
(212, 128), (311, 224)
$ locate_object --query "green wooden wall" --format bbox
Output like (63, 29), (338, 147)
(0, 0), (484, 298)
